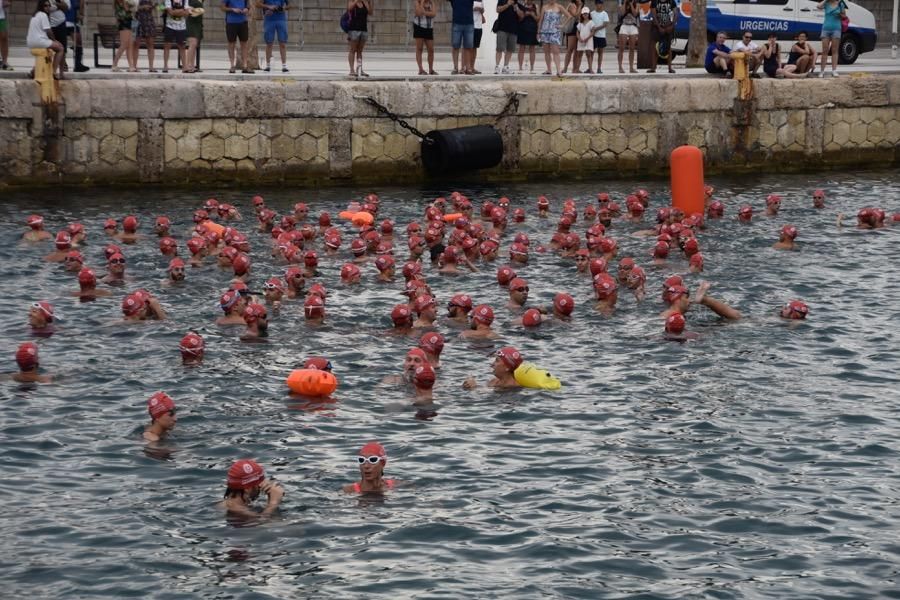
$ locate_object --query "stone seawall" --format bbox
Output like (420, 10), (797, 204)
(1, 75), (899, 187)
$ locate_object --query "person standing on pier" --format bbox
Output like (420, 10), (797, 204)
(258, 0), (289, 72)
(346, 0), (371, 76)
(221, 0), (251, 73)
(449, 0), (475, 74)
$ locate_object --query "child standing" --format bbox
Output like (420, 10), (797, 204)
(575, 6), (594, 73)
(589, 0), (608, 73)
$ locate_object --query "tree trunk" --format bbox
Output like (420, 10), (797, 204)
(246, 3), (260, 69)
(685, 0), (707, 68)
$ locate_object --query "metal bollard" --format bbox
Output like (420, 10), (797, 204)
(729, 51), (753, 101)
(31, 48), (59, 104)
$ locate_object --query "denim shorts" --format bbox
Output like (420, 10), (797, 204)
(451, 23), (474, 49)
(821, 28), (841, 39)
(264, 19), (288, 44)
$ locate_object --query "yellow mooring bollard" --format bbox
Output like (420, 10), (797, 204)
(729, 51), (754, 101)
(31, 48), (59, 104)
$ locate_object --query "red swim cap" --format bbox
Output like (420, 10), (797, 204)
(508, 277), (529, 293)
(359, 441), (387, 463)
(765, 194), (782, 206)
(472, 304), (494, 325)
(148, 391), (176, 419)
(168, 258), (185, 271)
(375, 255), (396, 272)
(419, 332), (445, 356)
(618, 257), (635, 271)
(204, 198), (219, 210)
(304, 356), (333, 371)
(497, 267), (517, 286)
(665, 312), (686, 334)
(303, 250), (318, 267)
(55, 231), (72, 250)
(683, 238), (700, 257)
(513, 208), (526, 222)
(27, 214), (44, 228)
(522, 308), (542, 327)
(67, 222), (84, 236)
(664, 275), (683, 288)
(104, 218), (118, 230)
(537, 195), (550, 209)
(599, 237), (618, 254)
(220, 290), (241, 313)
(65, 250), (84, 264)
(78, 268), (97, 287)
(155, 215), (171, 228)
(252, 195), (265, 206)
(496, 346), (523, 371)
(449, 293), (473, 314)
(264, 277), (285, 292)
(738, 205), (753, 218)
(219, 246), (238, 262)
(159, 237), (177, 254)
(122, 293), (144, 316)
(554, 292), (574, 315)
(781, 225), (798, 240)
(340, 263), (361, 281)
(589, 257), (608, 276)
(243, 303), (267, 324)
(653, 241), (669, 259)
(179, 332), (204, 357)
(123, 215), (138, 232)
(413, 364), (436, 389)
(233, 254), (251, 275)
(783, 300), (809, 319)
(664, 284), (689, 304)
(227, 459), (265, 489)
(187, 237), (205, 255)
(16, 342), (38, 370)
(304, 295), (325, 318)
(318, 211), (332, 226)
(689, 253), (704, 271)
(626, 266), (646, 287)
(391, 304), (412, 327)
(413, 294), (436, 315)
(479, 240), (499, 256)
(593, 273), (618, 299)
(293, 202), (308, 213)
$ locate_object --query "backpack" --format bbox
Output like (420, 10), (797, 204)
(340, 9), (353, 32)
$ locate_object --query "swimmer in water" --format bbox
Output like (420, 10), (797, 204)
(118, 216), (141, 244)
(302, 251), (320, 278)
(688, 254), (704, 274)
(263, 277), (285, 309)
(412, 294), (438, 328)
(663, 312), (698, 341)
(446, 294), (473, 325)
(625, 266), (646, 301)
(154, 216), (172, 237)
(341, 263), (362, 284)
(323, 231), (341, 255)
(179, 332), (205, 365)
(23, 215), (53, 242)
(304, 294), (326, 324)
(343, 442), (397, 494)
(462, 346), (523, 390)
(68, 222), (87, 245)
(102, 252), (128, 285)
(837, 208), (884, 230)
(216, 290), (247, 326)
(460, 304), (498, 339)
(143, 391), (177, 442)
(552, 293), (575, 320)
(574, 249), (590, 273)
(186, 237), (207, 267)
(72, 268), (112, 300)
(616, 257), (635, 286)
(159, 237), (178, 257)
(221, 459), (285, 517)
(29, 301), (55, 332)
(812, 189), (826, 209)
(241, 303), (268, 340)
(103, 218), (119, 237)
(765, 194), (781, 216)
(479, 240), (499, 262)
(780, 300), (809, 320)
(390, 304), (414, 332)
(293, 202), (309, 222)
(122, 290), (167, 321)
(63, 250), (84, 273)
(738, 205), (753, 223)
(375, 255), (396, 282)
(652, 240), (669, 264)
(520, 308), (542, 328)
(284, 267), (306, 299)
(412, 363), (436, 404)
(232, 253), (252, 282)
(9, 342), (51, 383)
(218, 246), (238, 269)
(509, 243), (529, 266)
(773, 225), (798, 250)
(661, 281), (742, 320)
(382, 347), (427, 385)
(419, 332), (444, 368)
(537, 195), (550, 217)
(45, 231), (73, 262)
(593, 273), (618, 315)
(163, 258), (186, 285)
(507, 277), (529, 310)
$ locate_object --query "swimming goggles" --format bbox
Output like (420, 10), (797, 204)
(357, 456), (383, 464)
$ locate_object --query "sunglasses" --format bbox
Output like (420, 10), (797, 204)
(110, 258), (126, 265)
(357, 455), (383, 464)
(574, 256), (587, 262)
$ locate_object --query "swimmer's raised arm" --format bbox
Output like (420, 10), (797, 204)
(259, 479), (284, 516)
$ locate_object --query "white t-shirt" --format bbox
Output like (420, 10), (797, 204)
(590, 9), (609, 38)
(47, 0), (66, 26)
(734, 40), (760, 53)
(576, 21), (594, 50)
(165, 0), (187, 30)
(473, 0), (483, 29)
(0, 2), (6, 20)
(27, 12), (53, 48)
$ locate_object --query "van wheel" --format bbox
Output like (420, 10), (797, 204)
(839, 33), (860, 64)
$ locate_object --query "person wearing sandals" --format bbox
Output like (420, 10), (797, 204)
(537, 0), (563, 76)
(111, 0), (136, 71)
(163, 0), (188, 72)
(449, 0), (475, 75)
(133, 0), (156, 71)
(184, 0), (203, 73)
(515, 0), (538, 73)
(27, 0), (65, 78)
(560, 0), (581, 73)
(346, 0), (371, 77)
(472, 0), (483, 73)
(413, 0), (437, 75)
(221, 0), (250, 73)
(617, 0), (638, 73)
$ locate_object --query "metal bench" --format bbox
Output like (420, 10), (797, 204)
(93, 22), (201, 69)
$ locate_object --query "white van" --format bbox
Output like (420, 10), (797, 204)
(669, 0), (877, 63)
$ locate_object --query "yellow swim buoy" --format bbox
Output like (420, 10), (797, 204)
(513, 363), (562, 390)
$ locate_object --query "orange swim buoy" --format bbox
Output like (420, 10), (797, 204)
(351, 212), (374, 227)
(442, 213), (464, 222)
(286, 369), (338, 397)
(201, 220), (225, 236)
(670, 146), (705, 217)
(338, 210), (357, 220)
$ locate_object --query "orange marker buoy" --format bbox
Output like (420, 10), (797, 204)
(442, 213), (464, 222)
(286, 369), (338, 397)
(351, 212), (374, 227)
(201, 220), (225, 236)
(670, 146), (705, 217)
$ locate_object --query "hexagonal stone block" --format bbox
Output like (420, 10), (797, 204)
(201, 136), (226, 161)
(832, 122), (850, 145)
(362, 132), (384, 160)
(383, 132), (406, 160)
(225, 136), (249, 160)
(212, 120), (236, 138)
(531, 131), (550, 155)
(270, 135), (294, 161)
(849, 123), (867, 145)
(549, 131), (570, 156)
(296, 135), (318, 162)
(99, 135), (123, 164)
(867, 120), (885, 144)
(570, 132), (591, 155)
(112, 120), (139, 139)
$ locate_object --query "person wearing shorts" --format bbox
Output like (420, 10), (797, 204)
(494, 0), (519, 74)
(163, 0), (188, 72)
(221, 0), (250, 72)
(28, 0), (65, 78)
(412, 0), (437, 74)
(259, 0), (289, 72)
(112, 0), (137, 71)
(472, 0), (484, 72)
(617, 0), (638, 73)
(449, 0), (475, 74)
(817, 0), (844, 77)
(589, 0), (608, 73)
(346, 0), (371, 77)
